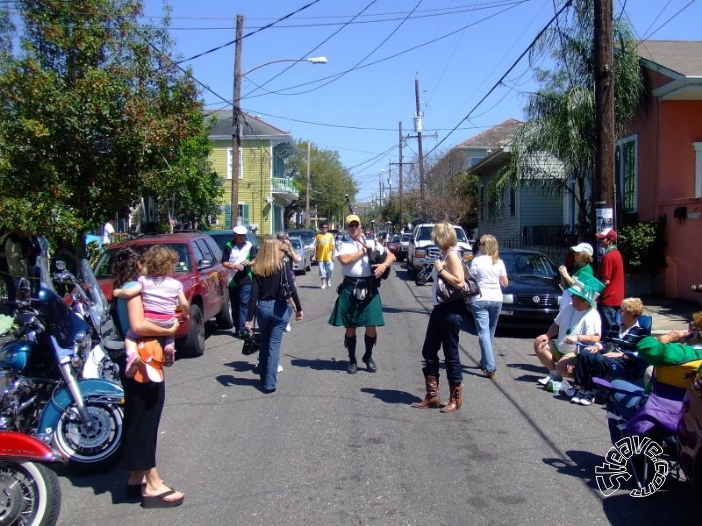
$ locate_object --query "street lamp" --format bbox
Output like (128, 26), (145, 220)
(230, 15), (327, 227)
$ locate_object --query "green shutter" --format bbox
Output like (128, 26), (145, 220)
(224, 205), (232, 229)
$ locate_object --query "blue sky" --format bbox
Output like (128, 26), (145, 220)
(142, 0), (701, 202)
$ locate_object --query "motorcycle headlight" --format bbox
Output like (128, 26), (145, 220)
(502, 294), (515, 304)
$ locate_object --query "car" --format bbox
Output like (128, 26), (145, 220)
(397, 233), (411, 262)
(493, 249), (562, 328)
(679, 363), (702, 494)
(286, 229), (317, 263)
(387, 235), (401, 257)
(93, 232), (233, 357)
(407, 223), (473, 273)
(288, 236), (312, 274)
(202, 229), (260, 260)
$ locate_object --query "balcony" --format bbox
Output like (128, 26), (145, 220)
(272, 177), (298, 200)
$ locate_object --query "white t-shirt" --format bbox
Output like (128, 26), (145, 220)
(553, 304), (602, 353)
(336, 236), (386, 278)
(470, 254), (507, 302)
(102, 221), (115, 245)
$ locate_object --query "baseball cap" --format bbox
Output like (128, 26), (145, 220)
(345, 214), (361, 225)
(233, 225), (248, 235)
(570, 242), (593, 256)
(595, 228), (617, 242)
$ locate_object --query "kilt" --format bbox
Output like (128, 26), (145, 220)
(328, 279), (385, 328)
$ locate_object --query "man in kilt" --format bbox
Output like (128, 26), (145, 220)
(328, 214), (395, 374)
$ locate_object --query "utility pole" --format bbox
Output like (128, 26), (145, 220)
(305, 141), (311, 228)
(230, 14), (243, 228)
(379, 175), (383, 208)
(594, 0), (615, 234)
(398, 121), (403, 226)
(414, 77), (426, 218)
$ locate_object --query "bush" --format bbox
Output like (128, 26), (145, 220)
(618, 216), (666, 274)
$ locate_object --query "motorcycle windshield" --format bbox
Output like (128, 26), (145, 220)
(37, 255), (57, 294)
(80, 259), (109, 328)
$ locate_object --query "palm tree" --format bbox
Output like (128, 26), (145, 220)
(489, 0), (644, 236)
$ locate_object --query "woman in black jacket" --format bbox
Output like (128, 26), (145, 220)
(245, 237), (303, 393)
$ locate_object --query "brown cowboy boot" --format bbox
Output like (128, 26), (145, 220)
(410, 375), (440, 408)
(440, 383), (463, 413)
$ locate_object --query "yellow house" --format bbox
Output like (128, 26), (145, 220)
(207, 109), (298, 235)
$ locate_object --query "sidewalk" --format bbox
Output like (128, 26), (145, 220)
(641, 296), (702, 335)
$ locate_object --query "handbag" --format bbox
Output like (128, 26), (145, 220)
(242, 317), (260, 356)
(436, 257), (481, 304)
(278, 265), (293, 301)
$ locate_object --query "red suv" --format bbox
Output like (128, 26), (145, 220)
(93, 233), (233, 357)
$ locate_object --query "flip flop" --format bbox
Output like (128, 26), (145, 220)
(141, 489), (184, 509)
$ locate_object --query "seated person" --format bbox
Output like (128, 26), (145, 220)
(559, 297), (650, 406)
(534, 281), (602, 387)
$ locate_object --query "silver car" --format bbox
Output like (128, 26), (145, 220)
(288, 236), (312, 275)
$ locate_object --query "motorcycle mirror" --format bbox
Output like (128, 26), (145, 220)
(55, 260), (66, 271)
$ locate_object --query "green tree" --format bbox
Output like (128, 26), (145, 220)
(0, 0), (213, 246)
(285, 140), (357, 226)
(489, 0), (644, 235)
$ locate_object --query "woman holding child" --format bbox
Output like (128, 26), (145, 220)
(111, 246), (185, 508)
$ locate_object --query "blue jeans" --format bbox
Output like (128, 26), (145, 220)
(470, 300), (502, 372)
(598, 305), (619, 338)
(318, 260), (334, 279)
(230, 283), (252, 334)
(256, 299), (291, 391)
(421, 302), (465, 384)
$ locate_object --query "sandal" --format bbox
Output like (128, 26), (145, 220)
(124, 353), (140, 379)
(142, 488), (184, 509)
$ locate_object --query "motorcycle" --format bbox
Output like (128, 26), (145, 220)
(415, 262), (435, 286)
(0, 430), (62, 526)
(51, 259), (121, 384)
(0, 257), (124, 473)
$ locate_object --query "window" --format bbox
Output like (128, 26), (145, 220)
(227, 147), (243, 180)
(469, 156), (484, 167)
(479, 185), (485, 221)
(509, 189), (516, 217)
(616, 136), (638, 213)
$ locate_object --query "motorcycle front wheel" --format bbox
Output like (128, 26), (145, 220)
(53, 401), (123, 474)
(0, 460), (62, 526)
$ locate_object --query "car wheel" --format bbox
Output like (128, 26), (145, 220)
(181, 304), (205, 357)
(299, 265), (306, 276)
(216, 292), (235, 330)
(306, 258), (312, 271)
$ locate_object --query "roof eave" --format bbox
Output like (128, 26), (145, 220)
(652, 77), (702, 101)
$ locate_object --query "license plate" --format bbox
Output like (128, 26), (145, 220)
(501, 310), (514, 316)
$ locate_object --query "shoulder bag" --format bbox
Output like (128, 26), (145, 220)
(242, 316), (261, 356)
(278, 265), (293, 301)
(436, 253), (480, 304)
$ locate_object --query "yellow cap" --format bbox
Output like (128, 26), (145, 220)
(345, 214), (361, 225)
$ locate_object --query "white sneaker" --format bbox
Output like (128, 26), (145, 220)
(286, 322), (291, 332)
(277, 364), (284, 373)
(578, 391), (594, 406)
(321, 283), (326, 289)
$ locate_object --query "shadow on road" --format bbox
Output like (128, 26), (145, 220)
(289, 356), (347, 372)
(361, 387), (418, 405)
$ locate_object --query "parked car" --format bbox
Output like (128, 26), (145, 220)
(407, 223), (473, 273)
(493, 249), (562, 328)
(202, 229), (260, 260)
(387, 235), (401, 258)
(93, 232), (233, 357)
(398, 233), (411, 262)
(679, 363), (702, 494)
(288, 236), (312, 274)
(286, 229), (317, 263)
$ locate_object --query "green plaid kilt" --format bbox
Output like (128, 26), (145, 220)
(328, 279), (385, 328)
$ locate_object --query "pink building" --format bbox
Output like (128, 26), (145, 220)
(623, 41), (702, 301)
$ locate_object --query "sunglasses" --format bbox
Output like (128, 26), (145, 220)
(348, 223), (360, 228)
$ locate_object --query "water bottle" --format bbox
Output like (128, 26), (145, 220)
(545, 380), (562, 393)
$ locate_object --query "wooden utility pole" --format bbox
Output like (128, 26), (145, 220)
(305, 141), (311, 228)
(230, 15), (243, 228)
(594, 0), (615, 232)
(398, 122), (403, 226)
(414, 78), (426, 218)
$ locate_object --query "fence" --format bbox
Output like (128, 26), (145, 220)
(501, 225), (580, 265)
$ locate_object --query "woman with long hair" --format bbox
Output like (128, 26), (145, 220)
(245, 237), (303, 393)
(411, 222), (467, 413)
(111, 247), (184, 508)
(469, 235), (508, 378)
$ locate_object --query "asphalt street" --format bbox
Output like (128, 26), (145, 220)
(56, 263), (698, 526)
